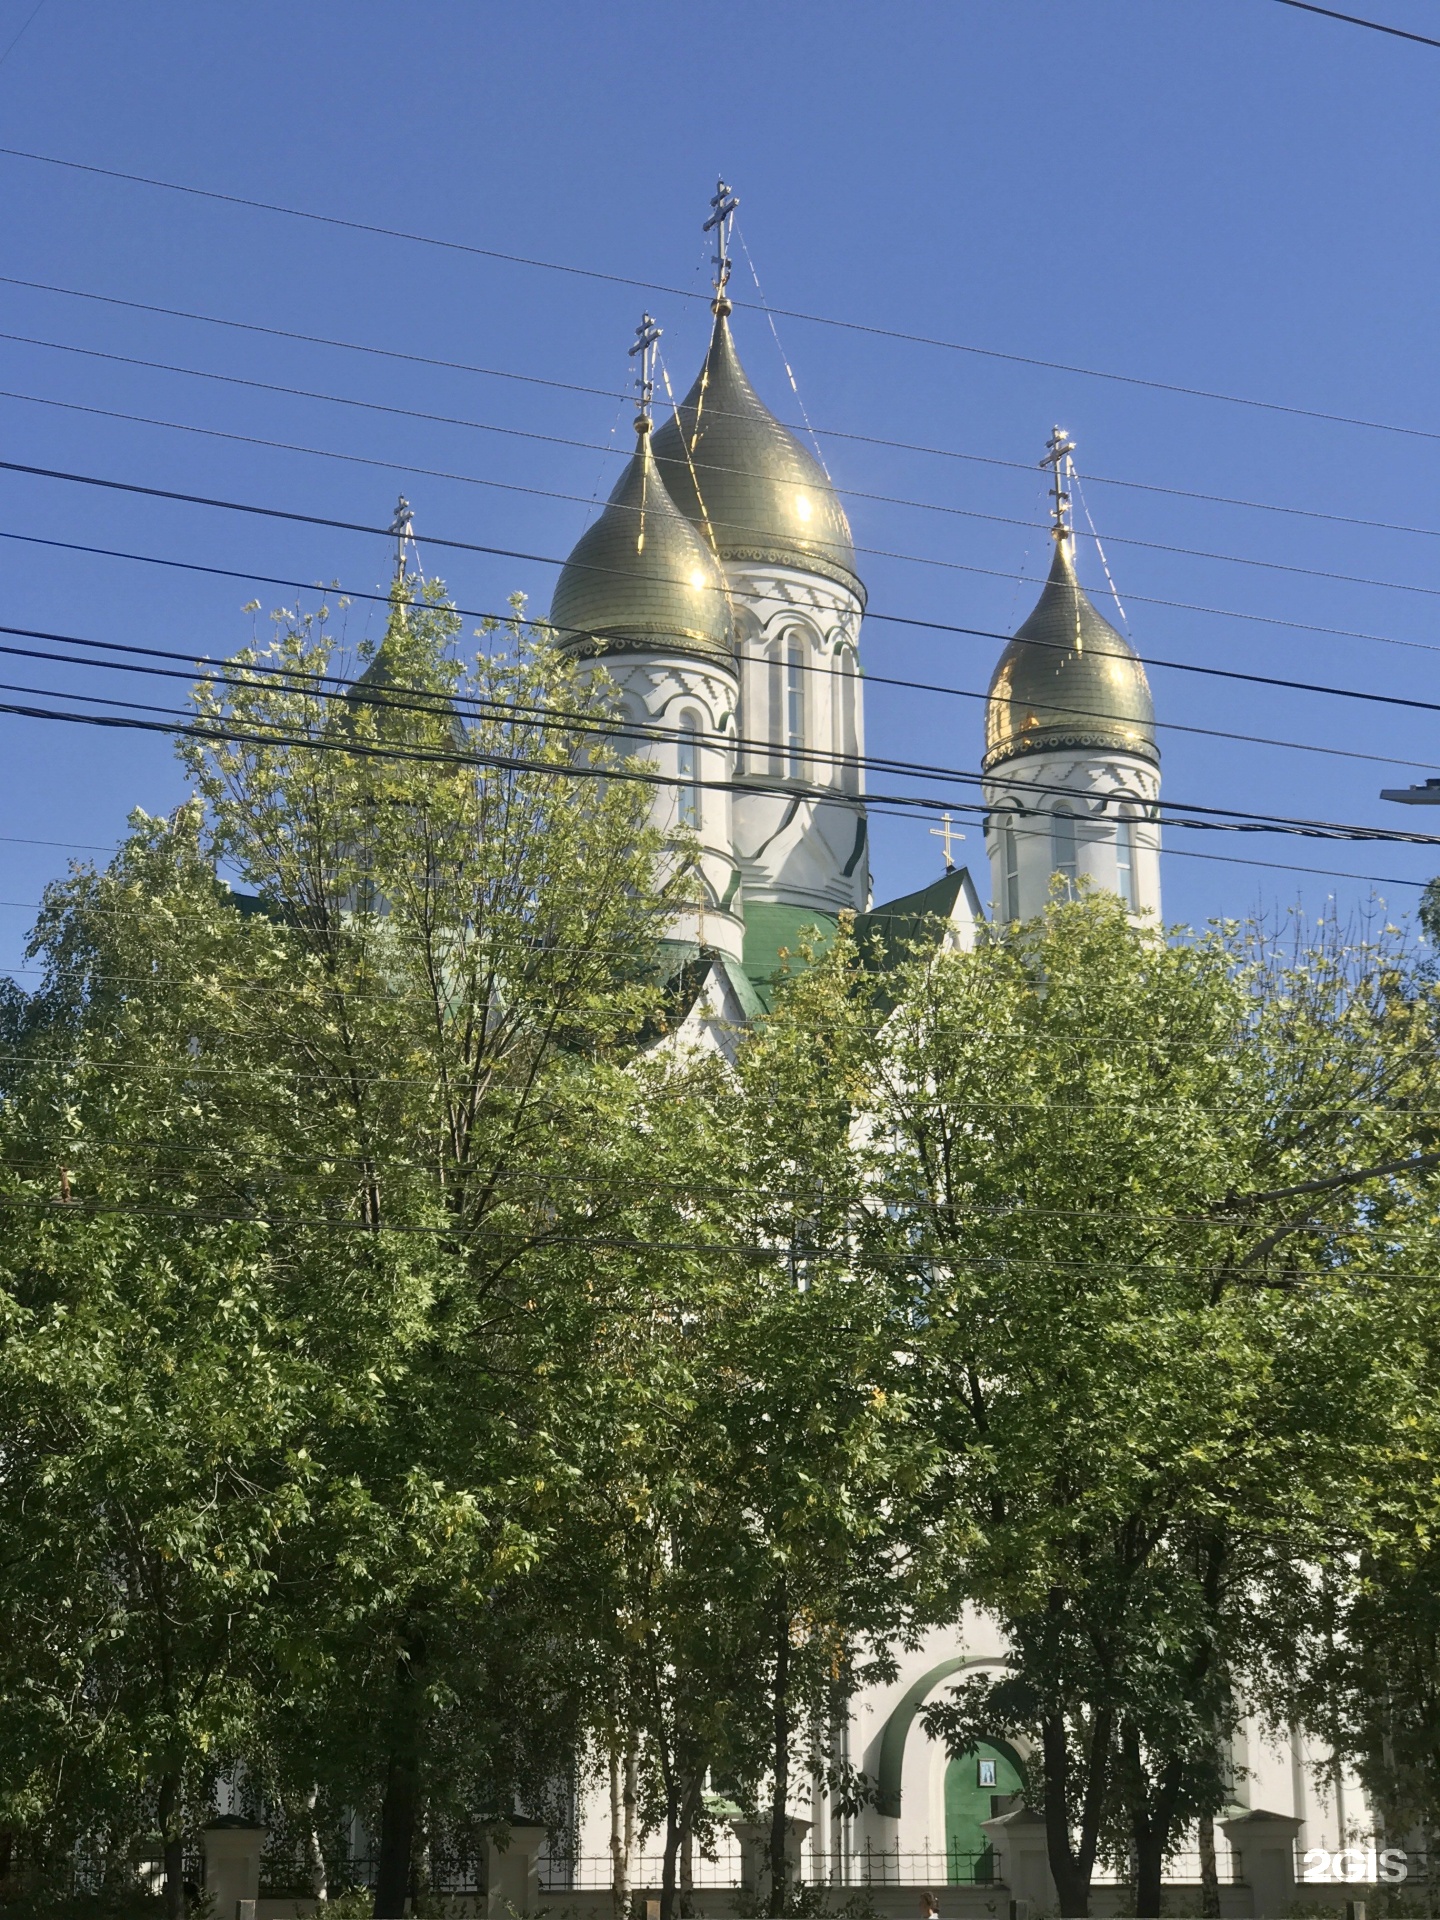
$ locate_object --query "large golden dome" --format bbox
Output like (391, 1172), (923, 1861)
(651, 312), (862, 599)
(985, 538), (1157, 772)
(550, 424), (734, 664)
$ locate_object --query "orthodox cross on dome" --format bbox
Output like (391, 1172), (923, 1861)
(628, 312), (663, 433)
(929, 811), (964, 870)
(1040, 426), (1077, 548)
(703, 177), (740, 313)
(390, 494), (418, 579)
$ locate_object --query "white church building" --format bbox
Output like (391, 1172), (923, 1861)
(539, 203), (1374, 1915)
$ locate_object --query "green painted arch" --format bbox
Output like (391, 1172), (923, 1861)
(874, 1656), (1012, 1819)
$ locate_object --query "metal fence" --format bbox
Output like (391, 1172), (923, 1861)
(540, 1845), (999, 1893)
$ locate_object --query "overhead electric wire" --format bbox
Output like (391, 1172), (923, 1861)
(12, 456), (1440, 738)
(11, 270), (1440, 547)
(0, 617), (1436, 862)
(8, 532), (1440, 778)
(1272, 0), (1440, 50)
(3, 144), (1438, 446)
(6, 523), (1440, 781)
(13, 327), (1440, 612)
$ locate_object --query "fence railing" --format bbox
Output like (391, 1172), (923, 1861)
(540, 1846), (999, 1892)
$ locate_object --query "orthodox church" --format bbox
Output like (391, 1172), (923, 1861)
(543, 195), (1366, 1904)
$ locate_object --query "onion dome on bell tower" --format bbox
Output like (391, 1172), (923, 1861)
(650, 307), (861, 600)
(983, 429), (1162, 925)
(550, 354), (733, 664)
(549, 313), (746, 966)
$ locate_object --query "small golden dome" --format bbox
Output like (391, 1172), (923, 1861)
(550, 426), (734, 663)
(985, 539), (1157, 772)
(652, 314), (861, 599)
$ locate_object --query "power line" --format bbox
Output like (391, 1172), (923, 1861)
(2, 143), (1439, 447)
(0, 628), (1436, 860)
(4, 523), (1438, 781)
(1272, 0), (1440, 50)
(18, 555), (1440, 781)
(13, 455), (1440, 738)
(11, 269), (1440, 546)
(14, 331), (1440, 610)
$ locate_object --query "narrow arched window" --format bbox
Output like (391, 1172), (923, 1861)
(1116, 812), (1138, 909)
(1001, 818), (1020, 922)
(677, 710), (701, 829)
(785, 639), (805, 779)
(1052, 806), (1077, 892)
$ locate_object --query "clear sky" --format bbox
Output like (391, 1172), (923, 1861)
(0, 0), (1437, 974)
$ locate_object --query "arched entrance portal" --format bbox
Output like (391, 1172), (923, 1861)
(943, 1740), (1026, 1883)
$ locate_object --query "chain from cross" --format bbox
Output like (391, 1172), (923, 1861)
(1039, 425), (1076, 545)
(703, 177), (740, 297)
(929, 812), (964, 870)
(628, 313), (663, 426)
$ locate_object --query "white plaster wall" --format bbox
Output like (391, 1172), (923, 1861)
(728, 565), (868, 917)
(587, 651), (745, 961)
(983, 750), (1162, 927)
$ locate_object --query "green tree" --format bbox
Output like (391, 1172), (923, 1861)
(0, 575), (677, 1919)
(843, 894), (1434, 1917)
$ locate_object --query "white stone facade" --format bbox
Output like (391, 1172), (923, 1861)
(983, 747), (1163, 926)
(729, 564), (869, 919)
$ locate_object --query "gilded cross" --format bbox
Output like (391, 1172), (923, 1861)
(929, 812), (964, 870)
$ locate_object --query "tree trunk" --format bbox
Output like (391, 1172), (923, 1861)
(1040, 1708), (1109, 1919)
(374, 1634), (426, 1920)
(1133, 1833), (1165, 1919)
(157, 1771), (185, 1920)
(1198, 1813), (1220, 1920)
(659, 1787), (682, 1920)
(304, 1787), (329, 1902)
(769, 1589), (792, 1918)
(609, 1738), (629, 1920)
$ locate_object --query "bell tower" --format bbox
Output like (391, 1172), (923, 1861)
(652, 181), (869, 994)
(982, 429), (1162, 924)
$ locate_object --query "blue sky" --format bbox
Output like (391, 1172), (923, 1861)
(0, 0), (1438, 971)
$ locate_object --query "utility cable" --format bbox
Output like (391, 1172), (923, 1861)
(1272, 0), (1440, 49)
(13, 523), (1440, 781)
(14, 352), (1440, 610)
(0, 631), (1437, 854)
(10, 271), (1440, 547)
(12, 456), (1440, 732)
(2, 145), (1438, 445)
(3, 542), (1433, 780)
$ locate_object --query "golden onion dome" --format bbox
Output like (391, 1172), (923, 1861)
(651, 312), (862, 599)
(985, 538), (1157, 772)
(550, 423), (734, 664)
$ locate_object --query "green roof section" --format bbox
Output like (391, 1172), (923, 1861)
(853, 867), (982, 973)
(740, 903), (840, 1010)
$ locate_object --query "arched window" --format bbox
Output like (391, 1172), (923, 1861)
(1115, 812), (1138, 909)
(1052, 805), (1077, 892)
(1001, 818), (1020, 922)
(785, 638), (805, 779)
(677, 710), (701, 829)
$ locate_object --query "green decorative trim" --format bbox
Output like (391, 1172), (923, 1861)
(875, 1656), (1008, 1819)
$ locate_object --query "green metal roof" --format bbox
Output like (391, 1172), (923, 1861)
(853, 867), (979, 972)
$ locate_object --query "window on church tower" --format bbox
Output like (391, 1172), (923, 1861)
(785, 639), (805, 779)
(1116, 812), (1138, 909)
(677, 711), (700, 829)
(1052, 806), (1077, 892)
(1001, 818), (1020, 922)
